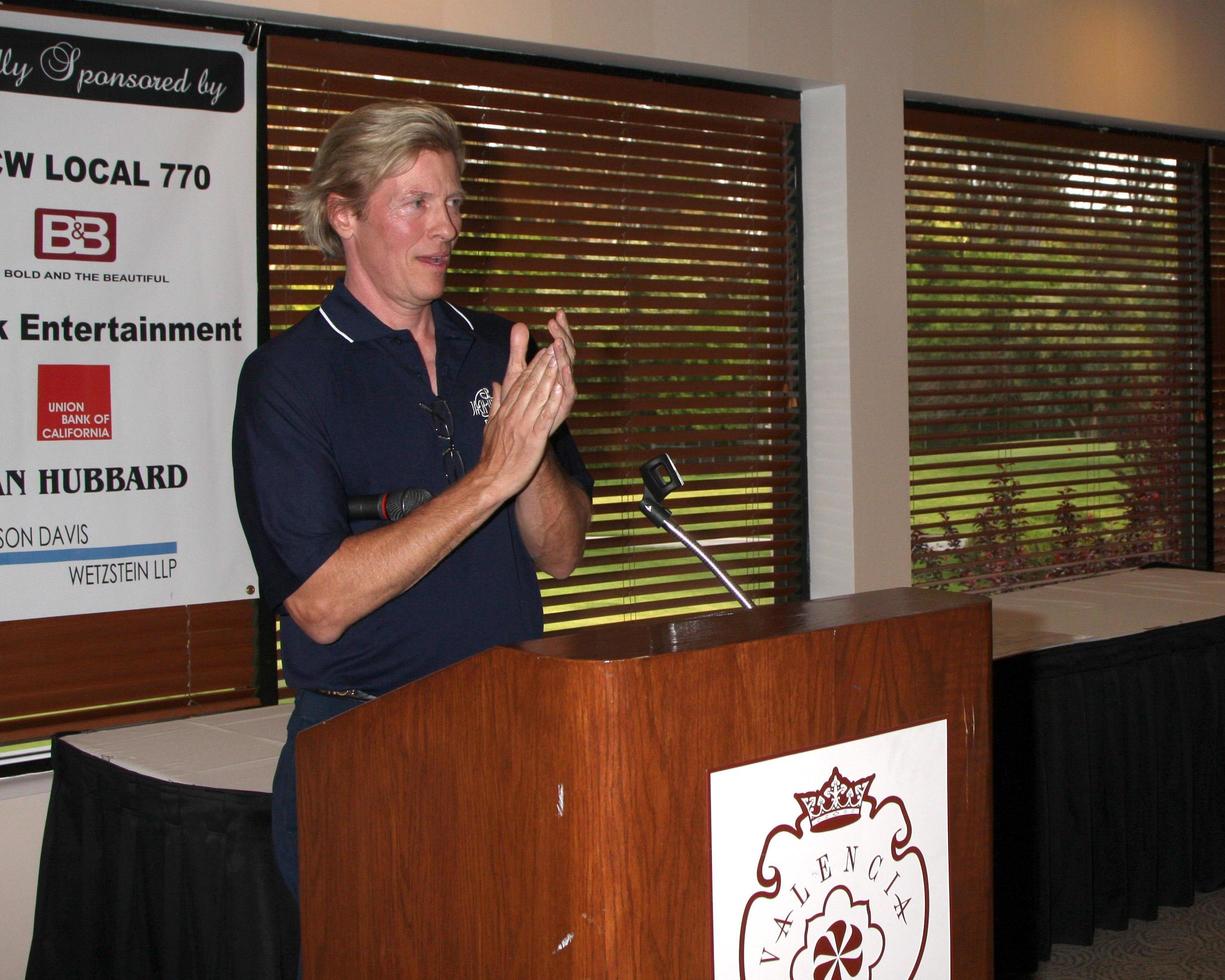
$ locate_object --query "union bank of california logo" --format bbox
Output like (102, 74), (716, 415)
(738, 767), (930, 979)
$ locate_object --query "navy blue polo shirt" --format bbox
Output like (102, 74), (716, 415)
(232, 281), (593, 695)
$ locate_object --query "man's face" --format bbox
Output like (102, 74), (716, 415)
(331, 149), (464, 322)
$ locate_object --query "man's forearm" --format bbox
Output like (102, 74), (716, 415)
(283, 470), (510, 644)
(515, 448), (592, 580)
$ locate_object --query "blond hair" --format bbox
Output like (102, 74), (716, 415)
(294, 100), (465, 259)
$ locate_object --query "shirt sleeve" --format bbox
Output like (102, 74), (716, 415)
(231, 344), (349, 611)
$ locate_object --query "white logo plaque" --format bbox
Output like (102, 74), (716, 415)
(710, 720), (951, 979)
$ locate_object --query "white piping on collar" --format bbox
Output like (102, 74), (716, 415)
(320, 301), (471, 341)
(443, 301), (475, 332)
(318, 307), (354, 344)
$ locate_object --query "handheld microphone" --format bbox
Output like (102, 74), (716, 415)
(347, 488), (432, 522)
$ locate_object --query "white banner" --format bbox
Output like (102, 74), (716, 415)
(710, 720), (951, 979)
(0, 11), (258, 620)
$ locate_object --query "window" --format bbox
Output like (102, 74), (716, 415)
(906, 106), (1211, 592)
(266, 35), (806, 634)
(1211, 146), (1225, 570)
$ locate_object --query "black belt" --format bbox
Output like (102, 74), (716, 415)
(309, 687), (377, 702)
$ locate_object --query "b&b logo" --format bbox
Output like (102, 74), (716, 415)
(34, 208), (117, 262)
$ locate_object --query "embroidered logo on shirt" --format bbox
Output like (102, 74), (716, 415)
(470, 387), (492, 421)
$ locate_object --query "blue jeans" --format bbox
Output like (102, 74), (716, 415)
(272, 691), (364, 900)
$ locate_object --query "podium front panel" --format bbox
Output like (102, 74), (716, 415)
(297, 588), (991, 978)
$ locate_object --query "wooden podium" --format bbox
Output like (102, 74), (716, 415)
(297, 588), (992, 977)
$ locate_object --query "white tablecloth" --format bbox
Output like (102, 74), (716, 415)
(63, 701), (291, 792)
(991, 566), (1225, 659)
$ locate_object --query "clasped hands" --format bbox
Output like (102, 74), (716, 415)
(476, 310), (576, 496)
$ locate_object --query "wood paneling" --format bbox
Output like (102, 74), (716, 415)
(0, 600), (258, 742)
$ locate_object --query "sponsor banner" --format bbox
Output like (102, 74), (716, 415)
(0, 23), (244, 111)
(710, 720), (951, 979)
(0, 11), (257, 620)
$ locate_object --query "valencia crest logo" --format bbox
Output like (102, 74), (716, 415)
(737, 767), (932, 979)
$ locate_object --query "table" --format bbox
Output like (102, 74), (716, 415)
(25, 704), (298, 979)
(991, 568), (1225, 974)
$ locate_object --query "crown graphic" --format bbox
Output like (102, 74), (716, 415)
(795, 767), (874, 832)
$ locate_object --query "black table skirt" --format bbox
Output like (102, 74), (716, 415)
(26, 738), (298, 980)
(994, 614), (1225, 975)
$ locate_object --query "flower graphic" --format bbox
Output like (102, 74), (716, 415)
(812, 919), (865, 979)
(793, 886), (884, 980)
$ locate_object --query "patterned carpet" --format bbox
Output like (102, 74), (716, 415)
(1030, 889), (1225, 978)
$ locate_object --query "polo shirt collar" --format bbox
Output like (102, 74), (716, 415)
(318, 281), (475, 355)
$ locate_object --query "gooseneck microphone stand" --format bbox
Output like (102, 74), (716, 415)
(637, 453), (755, 610)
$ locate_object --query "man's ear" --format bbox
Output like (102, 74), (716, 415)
(326, 193), (357, 240)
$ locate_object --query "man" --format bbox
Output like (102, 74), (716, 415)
(232, 101), (593, 898)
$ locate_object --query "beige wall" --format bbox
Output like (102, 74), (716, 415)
(1, 773), (51, 979)
(5, 2), (1225, 963)
(170, 0), (1225, 136)
(159, 0), (1225, 596)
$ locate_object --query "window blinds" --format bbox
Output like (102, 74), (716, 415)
(906, 107), (1208, 592)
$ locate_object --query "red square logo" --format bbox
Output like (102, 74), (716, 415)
(34, 209), (117, 262)
(37, 365), (112, 441)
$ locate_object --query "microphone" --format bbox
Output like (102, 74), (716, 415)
(347, 488), (432, 522)
(638, 453), (754, 610)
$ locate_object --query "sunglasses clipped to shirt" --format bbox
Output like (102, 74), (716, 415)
(419, 397), (465, 484)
